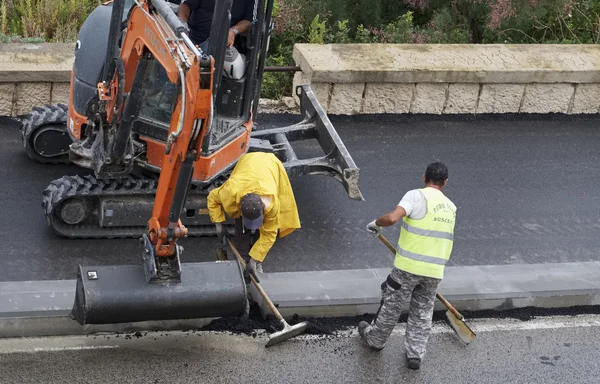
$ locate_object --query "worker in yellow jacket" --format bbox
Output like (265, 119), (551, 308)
(207, 152), (301, 280)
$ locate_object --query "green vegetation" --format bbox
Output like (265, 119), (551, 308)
(1, 0), (101, 42)
(2, 0), (599, 98)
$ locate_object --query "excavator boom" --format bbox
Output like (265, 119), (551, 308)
(71, 0), (247, 325)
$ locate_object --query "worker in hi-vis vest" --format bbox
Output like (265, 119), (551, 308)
(360, 161), (457, 371)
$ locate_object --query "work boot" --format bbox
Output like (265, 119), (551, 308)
(406, 356), (421, 370)
(358, 321), (384, 351)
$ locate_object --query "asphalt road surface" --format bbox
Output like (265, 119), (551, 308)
(1, 113), (600, 281)
(1, 314), (599, 383)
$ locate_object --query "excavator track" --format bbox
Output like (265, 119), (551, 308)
(42, 174), (220, 239)
(20, 104), (72, 164)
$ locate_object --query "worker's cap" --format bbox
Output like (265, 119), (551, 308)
(241, 193), (264, 231)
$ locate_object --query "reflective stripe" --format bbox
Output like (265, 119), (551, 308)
(402, 221), (454, 241)
(398, 247), (448, 266)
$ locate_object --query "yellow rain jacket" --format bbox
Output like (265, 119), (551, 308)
(207, 152), (301, 262)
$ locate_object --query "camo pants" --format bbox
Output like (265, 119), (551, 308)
(362, 267), (441, 360)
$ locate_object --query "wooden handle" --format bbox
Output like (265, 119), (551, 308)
(378, 234), (398, 254)
(377, 234), (464, 319)
(435, 292), (463, 319)
(226, 239), (284, 322)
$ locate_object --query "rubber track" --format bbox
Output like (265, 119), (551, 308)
(42, 174), (218, 239)
(20, 103), (71, 164)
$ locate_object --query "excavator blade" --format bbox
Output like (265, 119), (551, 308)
(70, 261), (247, 325)
(250, 85), (363, 201)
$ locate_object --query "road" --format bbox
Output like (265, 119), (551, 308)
(1, 114), (600, 281)
(1, 314), (599, 383)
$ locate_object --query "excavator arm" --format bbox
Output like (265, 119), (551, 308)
(98, 0), (216, 281)
(70, 0), (248, 325)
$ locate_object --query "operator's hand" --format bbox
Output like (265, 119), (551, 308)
(244, 258), (260, 284)
(366, 220), (382, 237)
(227, 28), (236, 46)
(215, 222), (228, 246)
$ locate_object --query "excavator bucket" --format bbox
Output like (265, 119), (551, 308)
(71, 260), (248, 325)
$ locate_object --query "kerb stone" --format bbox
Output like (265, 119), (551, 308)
(571, 84), (600, 114)
(328, 83), (365, 115)
(362, 83), (413, 114)
(411, 83), (447, 114)
(444, 83), (480, 114)
(521, 83), (575, 114)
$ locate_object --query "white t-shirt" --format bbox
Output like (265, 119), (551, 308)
(398, 189), (428, 220)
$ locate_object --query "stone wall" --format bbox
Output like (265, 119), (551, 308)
(293, 44), (600, 115)
(0, 43), (73, 117)
(3, 43), (600, 117)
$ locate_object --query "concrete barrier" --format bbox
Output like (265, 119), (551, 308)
(293, 44), (600, 115)
(3, 43), (600, 117)
(0, 43), (73, 117)
(0, 43), (299, 117)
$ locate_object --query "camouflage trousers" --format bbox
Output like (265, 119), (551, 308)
(362, 267), (441, 360)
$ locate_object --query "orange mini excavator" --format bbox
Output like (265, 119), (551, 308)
(21, 0), (362, 325)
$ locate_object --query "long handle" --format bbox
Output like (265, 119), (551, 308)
(377, 234), (464, 320)
(226, 239), (285, 322)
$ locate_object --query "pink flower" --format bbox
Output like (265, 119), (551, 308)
(412, 33), (426, 44)
(488, 0), (515, 30)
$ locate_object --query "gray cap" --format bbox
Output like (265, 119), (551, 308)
(241, 193), (264, 231)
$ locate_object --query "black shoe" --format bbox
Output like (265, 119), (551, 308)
(407, 357), (421, 370)
(358, 321), (384, 351)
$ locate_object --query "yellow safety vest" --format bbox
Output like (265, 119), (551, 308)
(394, 188), (456, 279)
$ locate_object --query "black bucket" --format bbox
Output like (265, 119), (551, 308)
(71, 261), (247, 325)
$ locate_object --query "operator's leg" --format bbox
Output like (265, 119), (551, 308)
(359, 268), (418, 350)
(199, 39), (209, 54)
(405, 276), (441, 365)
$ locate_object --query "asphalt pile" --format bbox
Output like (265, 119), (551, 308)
(200, 302), (376, 336)
(200, 304), (600, 336)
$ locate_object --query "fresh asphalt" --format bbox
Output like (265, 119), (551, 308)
(1, 113), (599, 281)
(1, 314), (599, 383)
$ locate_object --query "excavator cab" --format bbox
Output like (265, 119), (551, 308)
(23, 0), (363, 326)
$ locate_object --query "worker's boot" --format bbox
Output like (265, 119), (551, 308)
(358, 321), (384, 351)
(406, 355), (421, 370)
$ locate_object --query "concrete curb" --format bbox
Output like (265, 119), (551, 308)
(1, 262), (599, 338)
(250, 262), (600, 318)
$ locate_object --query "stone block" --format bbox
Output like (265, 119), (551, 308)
(292, 71), (331, 111)
(362, 83), (413, 114)
(0, 83), (15, 116)
(571, 83), (600, 114)
(328, 83), (365, 115)
(410, 83), (447, 114)
(51, 83), (70, 105)
(15, 82), (51, 116)
(309, 82), (332, 111)
(444, 83), (480, 114)
(477, 84), (525, 113)
(521, 83), (575, 113)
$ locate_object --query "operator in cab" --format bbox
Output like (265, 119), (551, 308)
(207, 152), (301, 281)
(178, 0), (255, 53)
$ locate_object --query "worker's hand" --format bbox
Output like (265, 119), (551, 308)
(366, 220), (382, 237)
(244, 258), (260, 284)
(215, 222), (228, 246)
(227, 28), (236, 46)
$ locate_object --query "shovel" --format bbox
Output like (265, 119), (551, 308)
(226, 239), (308, 347)
(376, 234), (476, 344)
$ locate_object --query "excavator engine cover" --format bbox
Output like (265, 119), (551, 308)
(71, 261), (247, 325)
